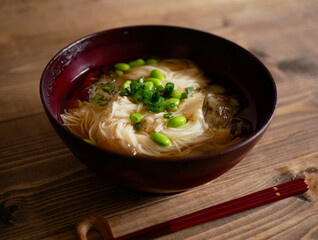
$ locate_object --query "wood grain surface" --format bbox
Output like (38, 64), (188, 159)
(1, 0), (318, 239)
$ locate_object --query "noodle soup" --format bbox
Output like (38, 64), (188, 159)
(61, 59), (252, 157)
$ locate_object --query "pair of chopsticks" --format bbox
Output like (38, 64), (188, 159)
(114, 178), (308, 240)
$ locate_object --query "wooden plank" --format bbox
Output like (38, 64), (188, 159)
(1, 0), (318, 239)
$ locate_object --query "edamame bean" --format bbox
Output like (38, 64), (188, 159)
(130, 113), (143, 123)
(114, 63), (130, 71)
(129, 58), (145, 67)
(168, 116), (187, 128)
(151, 133), (171, 146)
(121, 80), (131, 89)
(145, 78), (162, 87)
(150, 69), (165, 81)
(145, 59), (158, 65)
(115, 70), (124, 76)
(171, 90), (182, 99)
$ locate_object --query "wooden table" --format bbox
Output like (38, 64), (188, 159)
(1, 0), (318, 239)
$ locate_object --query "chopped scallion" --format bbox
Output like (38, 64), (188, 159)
(151, 91), (160, 103)
(143, 90), (153, 99)
(146, 102), (164, 113)
(97, 83), (115, 94)
(185, 87), (195, 94)
(134, 122), (142, 131)
(164, 113), (174, 119)
(119, 88), (130, 96)
(130, 113), (143, 123)
(138, 76), (145, 84)
(156, 85), (164, 92)
(91, 94), (109, 106)
(144, 81), (154, 91)
(121, 80), (131, 90)
(163, 82), (174, 98)
(130, 81), (141, 92)
(133, 92), (143, 103)
(180, 92), (188, 99)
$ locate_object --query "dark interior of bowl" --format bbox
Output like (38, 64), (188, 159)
(40, 25), (276, 193)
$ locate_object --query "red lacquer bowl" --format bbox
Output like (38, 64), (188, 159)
(40, 25), (276, 193)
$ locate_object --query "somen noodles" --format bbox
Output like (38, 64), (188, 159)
(61, 59), (250, 157)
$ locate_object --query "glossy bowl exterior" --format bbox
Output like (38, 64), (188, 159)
(40, 25), (276, 193)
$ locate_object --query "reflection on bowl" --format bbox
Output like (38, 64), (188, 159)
(40, 25), (276, 193)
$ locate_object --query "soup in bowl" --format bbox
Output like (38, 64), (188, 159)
(40, 25), (276, 193)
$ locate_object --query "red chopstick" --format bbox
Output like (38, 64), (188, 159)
(115, 178), (308, 240)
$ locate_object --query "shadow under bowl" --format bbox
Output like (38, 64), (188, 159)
(40, 25), (276, 193)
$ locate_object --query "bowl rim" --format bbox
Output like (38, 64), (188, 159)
(40, 24), (277, 163)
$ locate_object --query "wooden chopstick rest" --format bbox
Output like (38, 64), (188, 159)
(76, 214), (115, 240)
